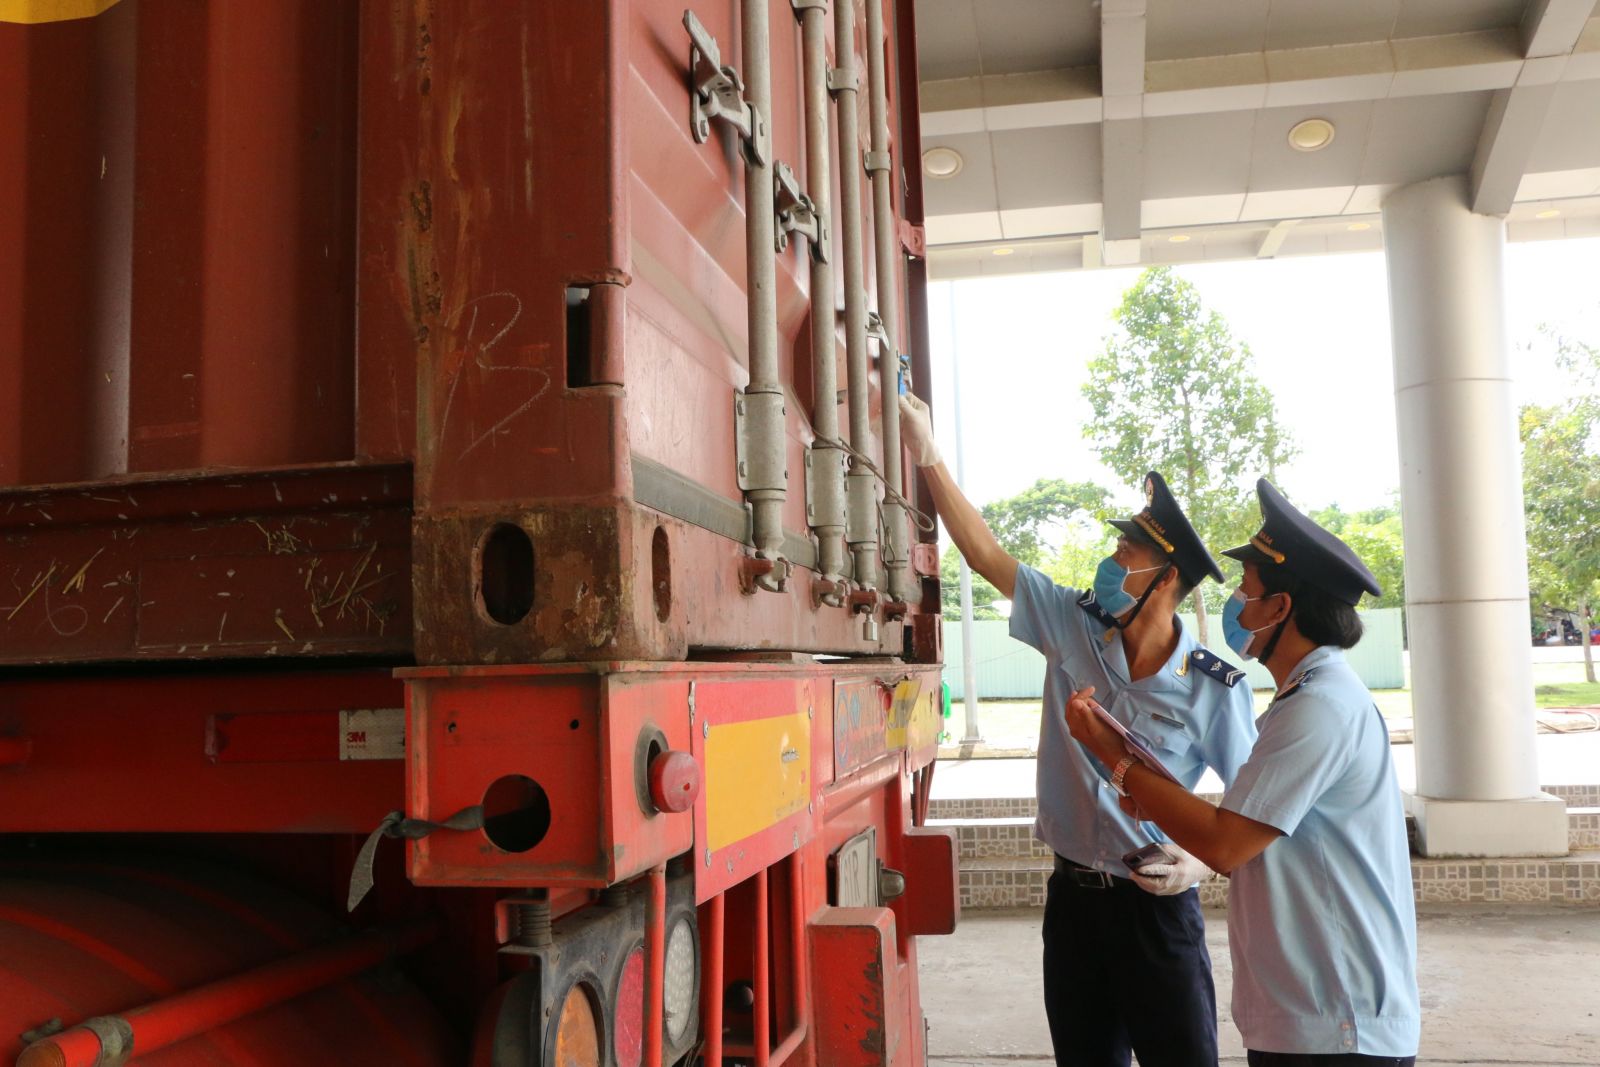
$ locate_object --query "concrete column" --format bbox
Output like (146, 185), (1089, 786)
(1380, 175), (1566, 856)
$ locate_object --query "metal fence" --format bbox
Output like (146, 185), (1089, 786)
(941, 607), (1407, 700)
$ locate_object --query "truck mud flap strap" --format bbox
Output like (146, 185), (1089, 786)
(347, 805), (485, 911)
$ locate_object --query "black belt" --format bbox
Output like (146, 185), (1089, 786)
(1054, 854), (1132, 890)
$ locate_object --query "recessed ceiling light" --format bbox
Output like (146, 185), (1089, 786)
(1536, 208), (1561, 219)
(991, 247), (1014, 256)
(922, 147), (964, 179)
(1168, 234), (1191, 243)
(1288, 118), (1336, 152)
(1348, 222), (1371, 231)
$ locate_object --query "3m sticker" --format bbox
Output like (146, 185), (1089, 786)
(339, 708), (405, 761)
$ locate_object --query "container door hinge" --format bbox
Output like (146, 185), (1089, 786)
(899, 219), (927, 257)
(774, 161), (829, 261)
(685, 10), (769, 166)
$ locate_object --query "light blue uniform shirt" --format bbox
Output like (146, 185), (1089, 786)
(1009, 565), (1258, 876)
(1220, 645), (1420, 1056)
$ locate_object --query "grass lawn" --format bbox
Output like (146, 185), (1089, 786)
(943, 661), (1599, 750)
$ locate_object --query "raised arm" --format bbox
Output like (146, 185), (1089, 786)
(898, 396), (1019, 599)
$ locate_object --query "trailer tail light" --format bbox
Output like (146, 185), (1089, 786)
(485, 870), (698, 1067)
(552, 982), (603, 1066)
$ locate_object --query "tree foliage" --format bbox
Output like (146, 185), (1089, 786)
(1082, 268), (1298, 640)
(1520, 331), (1600, 681)
(1310, 500), (1406, 611)
(941, 478), (1110, 618)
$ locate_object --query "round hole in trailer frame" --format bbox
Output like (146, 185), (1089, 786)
(480, 774), (551, 853)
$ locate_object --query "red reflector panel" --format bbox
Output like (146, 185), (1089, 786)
(612, 944), (645, 1067)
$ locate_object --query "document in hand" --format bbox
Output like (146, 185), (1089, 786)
(1086, 700), (1182, 785)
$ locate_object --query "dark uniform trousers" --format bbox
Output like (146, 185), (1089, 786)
(1042, 856), (1218, 1067)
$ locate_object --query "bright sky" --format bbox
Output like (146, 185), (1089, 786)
(926, 236), (1600, 518)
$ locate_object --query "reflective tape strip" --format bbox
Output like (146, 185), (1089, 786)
(0, 0), (122, 24)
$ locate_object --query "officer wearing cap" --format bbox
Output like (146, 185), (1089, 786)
(1066, 478), (1420, 1066)
(900, 395), (1258, 1067)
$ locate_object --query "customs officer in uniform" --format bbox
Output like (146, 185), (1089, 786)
(1067, 479), (1421, 1066)
(899, 395), (1259, 1067)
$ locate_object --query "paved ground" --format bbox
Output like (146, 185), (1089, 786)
(921, 905), (1600, 1066)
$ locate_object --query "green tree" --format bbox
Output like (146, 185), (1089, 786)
(1520, 332), (1600, 681)
(1083, 267), (1297, 642)
(940, 544), (1003, 620)
(941, 478), (1111, 618)
(980, 479), (1110, 569)
(1311, 500), (1406, 611)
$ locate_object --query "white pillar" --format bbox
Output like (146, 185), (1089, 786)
(948, 285), (982, 745)
(1380, 176), (1566, 856)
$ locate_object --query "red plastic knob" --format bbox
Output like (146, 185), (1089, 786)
(648, 750), (701, 814)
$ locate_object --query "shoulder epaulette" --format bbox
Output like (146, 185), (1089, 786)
(1272, 666), (1319, 704)
(1076, 589), (1120, 629)
(1189, 649), (1244, 688)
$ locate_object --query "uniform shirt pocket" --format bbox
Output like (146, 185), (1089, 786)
(1127, 708), (1194, 760)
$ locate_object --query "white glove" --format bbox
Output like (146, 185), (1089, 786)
(897, 394), (942, 468)
(1129, 843), (1213, 896)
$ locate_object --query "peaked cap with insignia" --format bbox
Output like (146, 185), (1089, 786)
(1108, 471), (1224, 586)
(1223, 478), (1382, 606)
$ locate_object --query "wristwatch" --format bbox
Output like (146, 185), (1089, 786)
(1110, 755), (1138, 797)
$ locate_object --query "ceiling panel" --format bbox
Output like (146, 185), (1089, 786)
(1361, 91), (1495, 185)
(1391, 0), (1528, 39)
(919, 132), (1000, 214)
(1247, 101), (1377, 191)
(1525, 79), (1600, 173)
(1145, 0), (1270, 61)
(975, 0), (1100, 76)
(990, 125), (1102, 208)
(1143, 112), (1257, 197)
(914, 0), (983, 81)
(1264, 0), (1401, 52)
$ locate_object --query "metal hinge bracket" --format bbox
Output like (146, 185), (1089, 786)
(774, 161), (829, 261)
(685, 10), (768, 166)
(827, 67), (861, 95)
(864, 149), (892, 174)
(865, 311), (890, 350)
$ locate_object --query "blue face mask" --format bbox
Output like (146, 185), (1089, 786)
(1222, 588), (1273, 659)
(1092, 556), (1164, 619)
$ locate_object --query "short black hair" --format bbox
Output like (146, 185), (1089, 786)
(1256, 565), (1364, 649)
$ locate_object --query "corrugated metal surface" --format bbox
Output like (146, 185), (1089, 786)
(0, 0), (936, 666)
(942, 608), (1407, 700)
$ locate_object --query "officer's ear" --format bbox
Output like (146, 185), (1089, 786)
(1264, 590), (1293, 628)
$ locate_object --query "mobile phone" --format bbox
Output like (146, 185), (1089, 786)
(1121, 842), (1176, 871)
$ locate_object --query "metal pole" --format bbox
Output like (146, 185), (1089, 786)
(863, 0), (913, 605)
(700, 892), (725, 1067)
(834, 0), (881, 614)
(741, 0), (788, 591)
(795, 0), (847, 600)
(645, 863), (667, 1067)
(948, 285), (981, 744)
(19, 921), (437, 1067)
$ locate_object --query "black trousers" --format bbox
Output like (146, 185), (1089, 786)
(1042, 857), (1218, 1067)
(1247, 1054), (1415, 1066)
